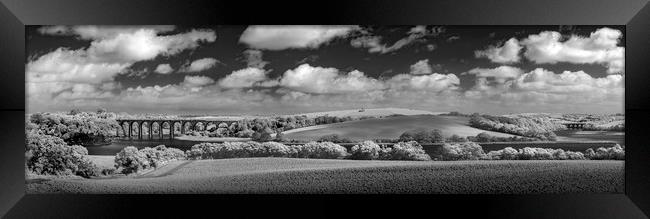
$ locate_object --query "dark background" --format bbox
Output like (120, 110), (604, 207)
(1, 0), (650, 218)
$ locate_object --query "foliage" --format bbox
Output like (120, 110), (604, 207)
(465, 132), (536, 142)
(446, 134), (467, 142)
(114, 146), (151, 174)
(251, 127), (274, 142)
(318, 134), (353, 143)
(114, 145), (186, 174)
(29, 112), (120, 145)
(436, 142), (485, 161)
(484, 147), (587, 160)
(383, 141), (431, 161)
(26, 132), (99, 178)
(585, 144), (625, 160)
(261, 142), (299, 157)
(350, 141), (381, 160)
(398, 128), (444, 144)
(298, 141), (349, 159)
(468, 113), (562, 140)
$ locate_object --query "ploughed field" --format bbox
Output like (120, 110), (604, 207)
(27, 158), (623, 194)
(283, 115), (516, 141)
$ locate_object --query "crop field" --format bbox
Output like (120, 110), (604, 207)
(283, 115), (516, 141)
(27, 158), (623, 194)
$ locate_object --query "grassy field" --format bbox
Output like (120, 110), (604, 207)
(283, 115), (516, 141)
(27, 158), (623, 194)
(175, 136), (251, 142)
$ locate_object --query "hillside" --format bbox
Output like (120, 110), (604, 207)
(288, 108), (446, 119)
(282, 114), (516, 141)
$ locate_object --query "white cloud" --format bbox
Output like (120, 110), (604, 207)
(465, 68), (624, 109)
(474, 38), (522, 63)
(242, 49), (269, 68)
(351, 25), (444, 54)
(520, 27), (624, 73)
(180, 58), (219, 72)
(219, 67), (271, 88)
(465, 66), (523, 83)
(181, 75), (215, 88)
(154, 64), (174, 74)
(239, 25), (359, 50)
(387, 73), (460, 92)
(38, 25), (177, 40)
(409, 59), (433, 75)
(279, 64), (385, 94)
(27, 26), (216, 108)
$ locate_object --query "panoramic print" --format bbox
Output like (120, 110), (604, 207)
(25, 25), (625, 194)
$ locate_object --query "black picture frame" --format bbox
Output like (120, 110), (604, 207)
(1, 0), (649, 218)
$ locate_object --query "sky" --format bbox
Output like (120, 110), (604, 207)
(26, 25), (625, 115)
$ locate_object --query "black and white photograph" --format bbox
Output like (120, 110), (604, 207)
(24, 25), (625, 194)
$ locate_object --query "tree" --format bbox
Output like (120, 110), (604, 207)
(69, 109), (82, 115)
(448, 134), (467, 142)
(252, 127), (274, 142)
(275, 130), (285, 142)
(399, 128), (444, 144)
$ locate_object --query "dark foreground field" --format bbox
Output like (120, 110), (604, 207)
(27, 158), (623, 194)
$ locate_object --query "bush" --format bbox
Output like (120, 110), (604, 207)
(139, 145), (186, 168)
(317, 134), (352, 143)
(186, 141), (300, 159)
(399, 129), (444, 144)
(384, 141), (431, 161)
(26, 133), (99, 178)
(437, 142), (485, 161)
(114, 146), (151, 174)
(484, 147), (587, 160)
(350, 141), (381, 160)
(261, 142), (297, 157)
(585, 144), (625, 160)
(298, 141), (349, 159)
(485, 147), (519, 160)
(114, 145), (186, 174)
(446, 134), (467, 142)
(101, 168), (116, 175)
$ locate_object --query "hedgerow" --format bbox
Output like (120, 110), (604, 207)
(381, 141), (431, 161)
(350, 141), (381, 160)
(297, 141), (349, 159)
(584, 144), (625, 160)
(183, 141), (624, 162)
(114, 145), (186, 174)
(484, 147), (588, 160)
(436, 142), (485, 161)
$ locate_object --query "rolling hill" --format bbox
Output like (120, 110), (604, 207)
(282, 114), (517, 141)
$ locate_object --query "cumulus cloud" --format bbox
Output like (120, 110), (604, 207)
(279, 64), (386, 94)
(520, 27), (624, 73)
(180, 58), (219, 72)
(154, 64), (174, 74)
(409, 59), (433, 75)
(219, 67), (273, 88)
(239, 25), (359, 50)
(181, 75), (215, 88)
(464, 66), (524, 83)
(27, 26), (216, 108)
(474, 38), (522, 63)
(38, 25), (177, 40)
(242, 49), (269, 68)
(465, 68), (624, 110)
(351, 25), (444, 54)
(387, 73), (460, 92)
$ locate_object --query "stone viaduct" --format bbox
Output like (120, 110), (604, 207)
(115, 119), (239, 139)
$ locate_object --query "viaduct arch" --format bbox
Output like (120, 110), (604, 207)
(116, 119), (239, 139)
(564, 123), (586, 130)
